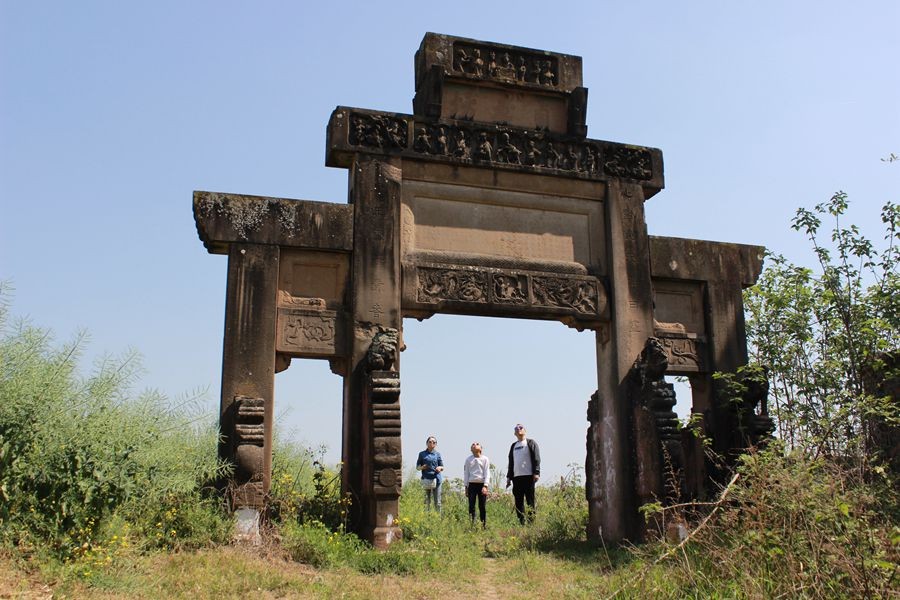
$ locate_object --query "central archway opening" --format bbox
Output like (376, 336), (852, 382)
(400, 314), (597, 488)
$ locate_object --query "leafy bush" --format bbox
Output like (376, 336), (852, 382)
(744, 195), (899, 469)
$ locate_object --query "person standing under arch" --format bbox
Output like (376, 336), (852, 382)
(506, 424), (540, 524)
(463, 442), (490, 528)
(416, 436), (444, 513)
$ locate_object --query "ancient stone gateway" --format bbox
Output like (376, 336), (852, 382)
(193, 33), (769, 547)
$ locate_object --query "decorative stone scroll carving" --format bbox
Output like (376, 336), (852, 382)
(452, 42), (558, 87)
(349, 113), (408, 150)
(276, 307), (343, 356)
(232, 395), (266, 507)
(413, 264), (608, 321)
(632, 339), (680, 444)
(655, 334), (706, 373)
(368, 371), (401, 494)
(631, 338), (685, 508)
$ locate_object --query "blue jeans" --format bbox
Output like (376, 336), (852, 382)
(425, 478), (442, 513)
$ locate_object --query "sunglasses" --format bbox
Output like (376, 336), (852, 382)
(514, 426), (525, 431)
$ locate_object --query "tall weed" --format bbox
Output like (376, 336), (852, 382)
(0, 294), (230, 559)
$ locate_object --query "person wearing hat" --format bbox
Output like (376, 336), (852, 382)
(506, 424), (540, 524)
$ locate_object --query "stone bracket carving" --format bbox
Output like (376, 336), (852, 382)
(366, 328), (399, 372)
(404, 262), (609, 325)
(368, 370), (401, 496)
(276, 307), (347, 358)
(654, 333), (708, 374)
(327, 107), (663, 189)
(630, 338), (685, 507)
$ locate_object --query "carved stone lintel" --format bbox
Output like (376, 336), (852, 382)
(327, 108), (663, 189)
(412, 264), (608, 322)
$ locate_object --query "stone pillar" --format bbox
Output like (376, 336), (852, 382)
(219, 243), (279, 510)
(588, 180), (655, 543)
(342, 159), (403, 547)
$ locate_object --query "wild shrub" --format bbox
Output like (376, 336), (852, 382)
(744, 195), (898, 472)
(0, 292), (230, 559)
(667, 448), (899, 599)
(268, 445), (351, 531)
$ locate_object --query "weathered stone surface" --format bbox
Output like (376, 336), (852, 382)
(194, 192), (353, 254)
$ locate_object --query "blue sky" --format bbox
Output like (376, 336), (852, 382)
(2, 1), (897, 482)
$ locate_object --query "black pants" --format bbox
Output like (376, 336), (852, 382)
(467, 482), (487, 526)
(512, 475), (536, 524)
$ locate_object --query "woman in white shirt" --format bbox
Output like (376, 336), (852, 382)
(463, 442), (490, 528)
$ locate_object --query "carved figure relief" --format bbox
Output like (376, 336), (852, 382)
(496, 132), (522, 164)
(417, 267), (488, 304)
(492, 274), (528, 304)
(603, 146), (653, 180)
(452, 42), (558, 87)
(349, 113), (408, 149)
(532, 276), (599, 315)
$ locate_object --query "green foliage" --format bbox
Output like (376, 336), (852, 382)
(646, 447), (899, 599)
(744, 194), (899, 467)
(0, 290), (231, 559)
(268, 444), (351, 531)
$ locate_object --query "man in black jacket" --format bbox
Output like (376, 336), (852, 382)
(506, 423), (540, 524)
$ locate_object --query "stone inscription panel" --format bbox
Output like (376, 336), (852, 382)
(653, 279), (706, 336)
(401, 180), (602, 271)
(278, 249), (349, 310)
(440, 82), (568, 133)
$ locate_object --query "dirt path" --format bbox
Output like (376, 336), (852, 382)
(475, 557), (502, 600)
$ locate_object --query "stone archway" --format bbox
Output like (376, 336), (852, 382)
(193, 33), (766, 547)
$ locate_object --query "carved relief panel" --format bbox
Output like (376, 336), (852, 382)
(277, 249), (349, 358)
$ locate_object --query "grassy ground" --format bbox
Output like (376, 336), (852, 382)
(1, 541), (652, 599)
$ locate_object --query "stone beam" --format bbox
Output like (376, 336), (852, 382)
(325, 107), (664, 196)
(193, 191), (353, 254)
(649, 236), (764, 287)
